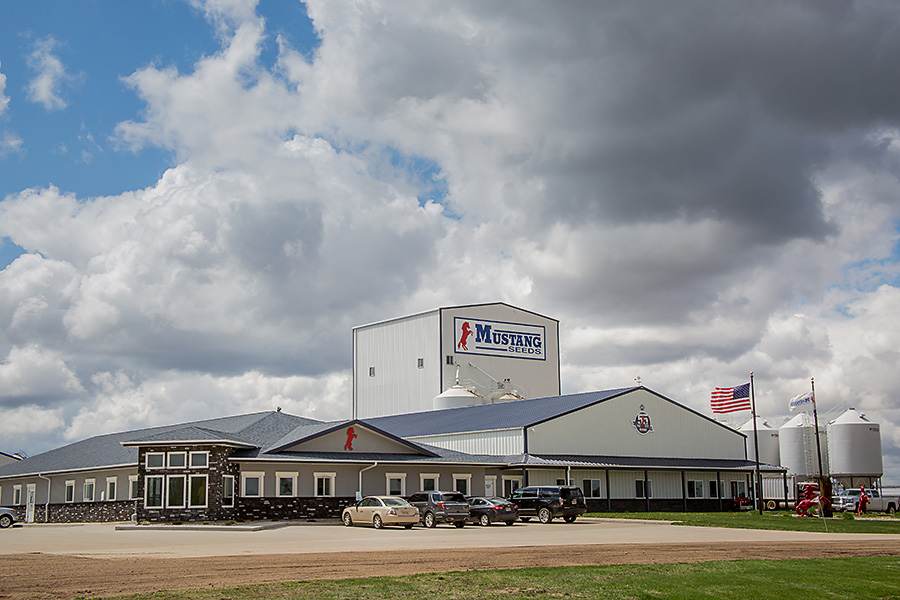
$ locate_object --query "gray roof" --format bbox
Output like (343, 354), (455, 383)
(0, 411), (320, 479)
(366, 387), (637, 437)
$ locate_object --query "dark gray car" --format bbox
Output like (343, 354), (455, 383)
(0, 507), (16, 528)
(407, 491), (469, 528)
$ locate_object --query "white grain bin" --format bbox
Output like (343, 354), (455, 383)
(779, 413), (828, 477)
(827, 408), (883, 479)
(740, 417), (780, 465)
(433, 384), (484, 410)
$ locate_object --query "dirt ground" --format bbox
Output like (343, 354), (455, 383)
(4, 540), (900, 600)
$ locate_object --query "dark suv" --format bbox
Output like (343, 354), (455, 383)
(407, 491), (470, 528)
(508, 486), (586, 523)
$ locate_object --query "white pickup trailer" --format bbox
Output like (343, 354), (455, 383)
(832, 488), (898, 514)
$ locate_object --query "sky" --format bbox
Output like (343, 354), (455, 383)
(1, 0), (900, 484)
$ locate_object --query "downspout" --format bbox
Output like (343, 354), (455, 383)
(38, 473), (51, 523)
(358, 462), (378, 499)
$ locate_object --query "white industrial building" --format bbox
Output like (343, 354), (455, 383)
(353, 303), (560, 418)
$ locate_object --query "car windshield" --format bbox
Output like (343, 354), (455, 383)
(383, 497), (410, 506)
(489, 497), (509, 504)
(442, 492), (467, 502)
(840, 490), (861, 497)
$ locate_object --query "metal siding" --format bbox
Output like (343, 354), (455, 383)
(354, 310), (441, 418)
(528, 389), (745, 459)
(440, 305), (560, 401)
(407, 429), (524, 455)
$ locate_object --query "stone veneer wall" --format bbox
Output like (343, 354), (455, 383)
(8, 501), (137, 523)
(234, 496), (353, 521)
(135, 444), (241, 523)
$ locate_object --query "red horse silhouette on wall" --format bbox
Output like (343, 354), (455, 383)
(457, 322), (473, 350)
(344, 427), (358, 451)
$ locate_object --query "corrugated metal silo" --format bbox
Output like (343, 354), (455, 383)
(827, 408), (883, 478)
(740, 417), (780, 465)
(779, 413), (828, 478)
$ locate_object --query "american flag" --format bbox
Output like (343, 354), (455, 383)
(710, 383), (752, 414)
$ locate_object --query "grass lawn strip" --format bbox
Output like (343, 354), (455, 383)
(585, 510), (900, 533)
(97, 557), (900, 600)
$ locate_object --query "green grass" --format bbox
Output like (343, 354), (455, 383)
(585, 510), (900, 533)
(96, 557), (900, 600)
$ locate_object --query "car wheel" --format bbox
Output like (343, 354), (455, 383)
(424, 512), (436, 528)
(888, 505), (896, 515)
(479, 513), (491, 527)
(0, 514), (12, 529)
(454, 520), (465, 528)
(373, 514), (384, 529)
(538, 507), (553, 524)
(342, 512), (353, 527)
(563, 515), (577, 523)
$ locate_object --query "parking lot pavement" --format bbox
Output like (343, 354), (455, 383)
(3, 518), (900, 559)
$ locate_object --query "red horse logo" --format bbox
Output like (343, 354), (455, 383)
(344, 426), (358, 451)
(457, 321), (473, 350)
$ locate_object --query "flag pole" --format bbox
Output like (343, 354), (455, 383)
(750, 372), (762, 515)
(811, 377), (824, 481)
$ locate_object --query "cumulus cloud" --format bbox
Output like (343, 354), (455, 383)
(0, 344), (84, 402)
(3, 0), (900, 481)
(25, 36), (72, 111)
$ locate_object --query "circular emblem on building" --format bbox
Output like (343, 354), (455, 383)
(632, 405), (653, 435)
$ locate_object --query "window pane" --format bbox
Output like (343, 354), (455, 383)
(168, 477), (185, 507)
(146, 477), (163, 508)
(389, 478), (402, 495)
(245, 476), (260, 497)
(423, 478), (436, 492)
(83, 482), (94, 502)
(168, 453), (186, 468)
(189, 476), (207, 507)
(130, 479), (139, 500)
(279, 477), (293, 496)
(107, 480), (116, 501)
(455, 478), (468, 495)
(147, 454), (164, 468)
(223, 476), (234, 507)
(190, 453), (208, 468)
(65, 483), (74, 502)
(316, 477), (331, 496)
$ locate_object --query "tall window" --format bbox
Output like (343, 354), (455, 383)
(315, 473), (336, 497)
(129, 475), (139, 500)
(167, 475), (186, 508)
(83, 479), (95, 502)
(503, 477), (522, 497)
(189, 475), (207, 508)
(65, 480), (75, 503)
(13, 485), (21, 505)
(145, 476), (164, 508)
(106, 477), (117, 502)
(223, 475), (235, 507)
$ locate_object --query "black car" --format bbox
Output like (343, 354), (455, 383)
(407, 491), (470, 528)
(467, 496), (518, 526)
(508, 486), (586, 523)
